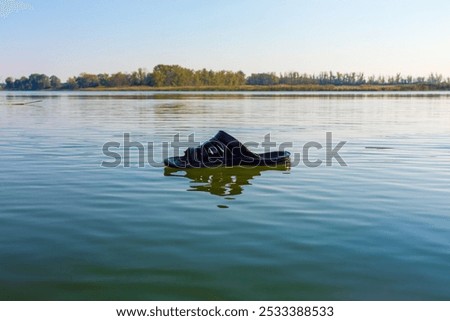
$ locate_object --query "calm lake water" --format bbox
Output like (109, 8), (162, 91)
(0, 91), (449, 300)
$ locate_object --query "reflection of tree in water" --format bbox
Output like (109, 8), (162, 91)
(164, 164), (290, 197)
(153, 103), (189, 115)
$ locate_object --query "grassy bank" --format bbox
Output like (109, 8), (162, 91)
(79, 84), (449, 92)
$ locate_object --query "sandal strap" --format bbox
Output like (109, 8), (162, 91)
(184, 139), (229, 163)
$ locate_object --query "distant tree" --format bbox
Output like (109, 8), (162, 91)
(14, 77), (31, 90)
(109, 72), (130, 87)
(5, 77), (14, 89)
(234, 71), (246, 86)
(129, 71), (141, 86)
(63, 77), (79, 89)
(50, 75), (61, 89)
(13, 79), (22, 89)
(28, 74), (51, 90)
(427, 73), (443, 85)
(144, 72), (154, 86)
(196, 69), (210, 85)
(246, 73), (279, 85)
(357, 73), (365, 85)
(153, 64), (195, 87)
(97, 73), (110, 87)
(129, 68), (147, 86)
(129, 68), (148, 86)
(76, 73), (99, 88)
(224, 70), (245, 86)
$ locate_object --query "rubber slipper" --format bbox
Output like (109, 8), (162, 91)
(164, 130), (290, 168)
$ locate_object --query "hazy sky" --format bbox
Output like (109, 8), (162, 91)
(1, 0), (449, 81)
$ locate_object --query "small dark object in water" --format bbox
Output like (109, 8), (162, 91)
(365, 146), (393, 150)
(164, 130), (290, 169)
(8, 100), (43, 105)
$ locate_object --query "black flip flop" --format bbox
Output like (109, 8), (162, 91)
(164, 130), (290, 169)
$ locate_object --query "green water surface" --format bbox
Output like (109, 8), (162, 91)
(0, 91), (449, 300)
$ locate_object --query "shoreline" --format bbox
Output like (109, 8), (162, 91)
(76, 84), (450, 91)
(2, 84), (450, 92)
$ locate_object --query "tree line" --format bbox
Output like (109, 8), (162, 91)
(247, 71), (450, 86)
(3, 74), (62, 90)
(2, 65), (450, 90)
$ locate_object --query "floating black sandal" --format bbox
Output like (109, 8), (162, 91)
(164, 130), (290, 169)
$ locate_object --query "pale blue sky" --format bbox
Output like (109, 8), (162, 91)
(1, 0), (449, 81)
